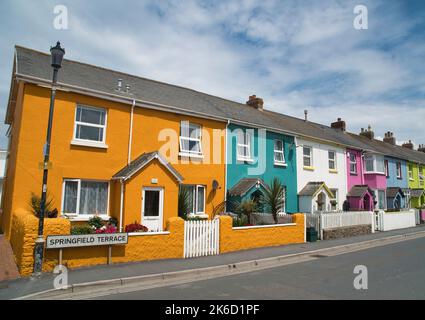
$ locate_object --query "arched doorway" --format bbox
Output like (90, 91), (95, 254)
(316, 192), (326, 211)
(250, 190), (263, 212)
(363, 193), (372, 211)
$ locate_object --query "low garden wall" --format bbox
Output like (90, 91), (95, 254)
(376, 209), (416, 231)
(218, 214), (305, 253)
(9, 210), (185, 276)
(322, 224), (372, 240)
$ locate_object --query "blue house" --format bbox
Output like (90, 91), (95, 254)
(226, 123), (298, 213)
(385, 156), (409, 209)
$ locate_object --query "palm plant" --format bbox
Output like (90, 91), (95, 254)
(178, 186), (191, 220)
(260, 178), (284, 224)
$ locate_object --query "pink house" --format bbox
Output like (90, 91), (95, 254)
(346, 148), (387, 210)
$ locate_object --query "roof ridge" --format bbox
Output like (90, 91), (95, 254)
(15, 45), (251, 109)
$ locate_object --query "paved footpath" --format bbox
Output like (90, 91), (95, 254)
(1, 225), (425, 300)
(0, 235), (19, 283)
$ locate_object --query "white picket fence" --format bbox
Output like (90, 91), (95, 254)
(184, 219), (220, 258)
(306, 211), (374, 240)
(376, 209), (417, 231)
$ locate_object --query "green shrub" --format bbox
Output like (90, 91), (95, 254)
(88, 216), (104, 230)
(71, 225), (94, 235)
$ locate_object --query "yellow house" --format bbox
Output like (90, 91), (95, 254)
(0, 46), (227, 238)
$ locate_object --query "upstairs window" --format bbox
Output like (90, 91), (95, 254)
(420, 166), (424, 186)
(237, 131), (252, 161)
(74, 105), (107, 143)
(384, 160), (389, 177)
(274, 140), (285, 165)
(179, 121), (202, 156)
(303, 146), (313, 167)
(349, 153), (357, 174)
(408, 164), (414, 180)
(396, 162), (402, 179)
(328, 150), (337, 170)
(364, 154), (385, 174)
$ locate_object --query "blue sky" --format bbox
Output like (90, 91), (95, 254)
(0, 0), (424, 149)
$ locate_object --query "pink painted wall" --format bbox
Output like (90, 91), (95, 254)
(364, 173), (387, 189)
(346, 148), (363, 191)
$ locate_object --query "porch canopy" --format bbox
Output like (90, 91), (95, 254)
(298, 181), (334, 198)
(112, 151), (183, 182)
(386, 187), (406, 209)
(347, 185), (375, 211)
(298, 181), (334, 213)
(410, 188), (425, 198)
(228, 178), (268, 197)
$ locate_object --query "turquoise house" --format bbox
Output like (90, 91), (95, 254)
(226, 123), (298, 213)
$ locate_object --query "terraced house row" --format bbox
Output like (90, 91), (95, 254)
(1, 45), (425, 241)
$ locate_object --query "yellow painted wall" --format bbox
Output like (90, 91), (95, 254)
(1, 83), (226, 238)
(218, 214), (305, 253)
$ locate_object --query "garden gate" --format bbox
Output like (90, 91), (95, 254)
(184, 219), (220, 258)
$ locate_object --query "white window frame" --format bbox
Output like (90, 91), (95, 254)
(396, 162), (402, 179)
(273, 139), (286, 166)
(61, 179), (110, 220)
(278, 187), (287, 213)
(179, 121), (203, 158)
(72, 105), (108, 148)
(328, 150), (337, 171)
(237, 131), (252, 162)
(364, 154), (385, 174)
(384, 160), (389, 177)
(408, 165), (414, 181)
(349, 153), (357, 174)
(330, 189), (339, 211)
(183, 184), (207, 216)
(419, 166), (424, 186)
(303, 146), (313, 168)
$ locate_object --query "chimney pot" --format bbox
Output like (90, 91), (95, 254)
(402, 140), (414, 150)
(331, 117), (346, 131)
(359, 125), (374, 140)
(418, 144), (425, 153)
(304, 110), (308, 122)
(383, 131), (396, 145)
(246, 95), (264, 110)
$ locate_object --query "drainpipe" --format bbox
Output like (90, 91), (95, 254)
(360, 151), (365, 185)
(127, 99), (136, 165)
(224, 120), (230, 203)
(119, 179), (125, 232)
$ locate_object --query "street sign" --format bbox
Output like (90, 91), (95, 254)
(46, 233), (128, 249)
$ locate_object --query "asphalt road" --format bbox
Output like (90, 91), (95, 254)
(97, 236), (425, 300)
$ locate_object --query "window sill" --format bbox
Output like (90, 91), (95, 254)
(187, 214), (209, 219)
(62, 214), (110, 222)
(329, 169), (338, 174)
(71, 139), (108, 149)
(237, 157), (254, 163)
(303, 166), (315, 171)
(274, 162), (287, 167)
(179, 152), (204, 159)
(364, 172), (386, 175)
(350, 172), (358, 175)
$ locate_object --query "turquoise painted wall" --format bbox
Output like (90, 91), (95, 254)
(226, 124), (298, 213)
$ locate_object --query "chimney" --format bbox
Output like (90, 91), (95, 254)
(418, 144), (425, 153)
(246, 95), (264, 110)
(402, 140), (414, 150)
(383, 131), (396, 145)
(125, 84), (131, 93)
(359, 125), (374, 140)
(331, 118), (346, 131)
(304, 110), (308, 122)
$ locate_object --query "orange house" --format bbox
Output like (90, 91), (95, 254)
(0, 46), (227, 238)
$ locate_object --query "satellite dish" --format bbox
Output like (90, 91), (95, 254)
(212, 180), (220, 190)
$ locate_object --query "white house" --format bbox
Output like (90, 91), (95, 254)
(296, 138), (348, 213)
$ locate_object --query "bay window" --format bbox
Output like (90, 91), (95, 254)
(364, 154), (385, 174)
(179, 121), (203, 157)
(62, 179), (109, 217)
(274, 139), (286, 165)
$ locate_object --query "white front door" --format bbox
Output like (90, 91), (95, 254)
(142, 187), (164, 232)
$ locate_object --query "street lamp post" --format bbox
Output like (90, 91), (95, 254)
(33, 41), (65, 276)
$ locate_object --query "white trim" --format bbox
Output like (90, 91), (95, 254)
(236, 131), (252, 161)
(73, 105), (107, 145)
(128, 231), (170, 237)
(65, 215), (110, 222)
(349, 152), (358, 174)
(127, 100), (135, 164)
(196, 185), (206, 214)
(273, 139), (286, 166)
(70, 139), (108, 149)
(61, 179), (110, 217)
(302, 145), (313, 167)
(141, 187), (164, 232)
(187, 213), (209, 219)
(179, 121), (203, 156)
(178, 152), (204, 159)
(233, 223), (296, 230)
(328, 150), (337, 170)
